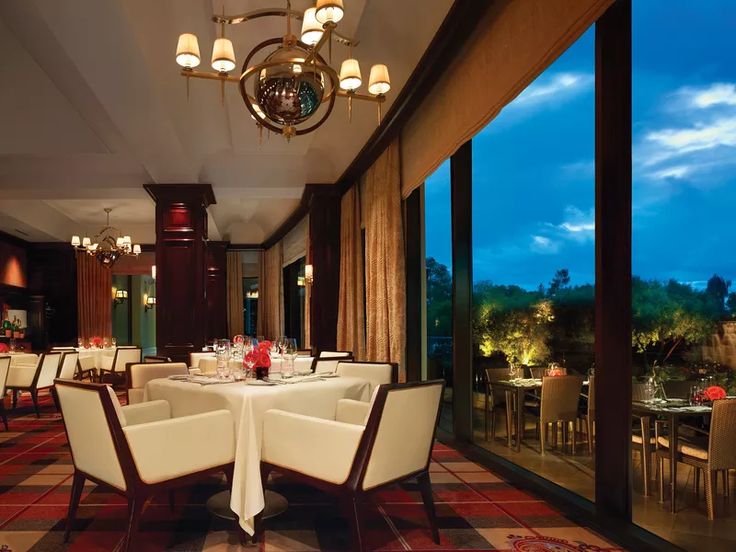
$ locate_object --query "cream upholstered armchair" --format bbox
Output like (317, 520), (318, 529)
(57, 351), (80, 380)
(7, 352), (61, 416)
(0, 356), (10, 430)
(125, 362), (189, 404)
(98, 347), (142, 385)
(258, 380), (444, 551)
(55, 380), (235, 552)
(313, 350), (353, 373)
(335, 361), (398, 392)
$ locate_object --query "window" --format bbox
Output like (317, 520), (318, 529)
(283, 257), (306, 347)
(469, 28), (595, 499)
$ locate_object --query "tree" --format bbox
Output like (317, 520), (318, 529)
(705, 274), (730, 315)
(425, 257), (452, 337)
(548, 268), (570, 296)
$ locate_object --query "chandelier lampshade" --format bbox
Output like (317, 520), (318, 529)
(211, 37), (236, 72)
(339, 58), (362, 91)
(368, 64), (391, 95)
(71, 208), (141, 268)
(315, 0), (344, 24)
(176, 33), (201, 68)
(301, 8), (323, 46)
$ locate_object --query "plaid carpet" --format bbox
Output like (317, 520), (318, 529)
(0, 389), (625, 551)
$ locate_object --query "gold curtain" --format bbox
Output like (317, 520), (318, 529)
(76, 254), (112, 339)
(336, 185), (366, 360)
(401, 0), (613, 196)
(256, 242), (283, 340)
(226, 251), (244, 337)
(364, 140), (406, 379)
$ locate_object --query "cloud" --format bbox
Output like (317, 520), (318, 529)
(646, 165), (692, 180)
(680, 83), (736, 109)
(556, 206), (595, 241)
(513, 72), (594, 109)
(560, 159), (594, 179)
(531, 235), (560, 254)
(645, 116), (736, 155)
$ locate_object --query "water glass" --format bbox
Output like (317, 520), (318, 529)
(282, 356), (295, 379)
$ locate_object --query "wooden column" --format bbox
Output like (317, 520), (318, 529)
(404, 188), (424, 382)
(206, 241), (228, 341)
(144, 184), (215, 363)
(594, 0), (632, 521)
(451, 141), (473, 441)
(308, 188), (341, 353)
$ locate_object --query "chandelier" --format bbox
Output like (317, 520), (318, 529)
(70, 208), (141, 268)
(174, 0), (391, 141)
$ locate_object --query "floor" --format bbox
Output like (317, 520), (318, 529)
(0, 390), (625, 552)
(472, 407), (736, 552)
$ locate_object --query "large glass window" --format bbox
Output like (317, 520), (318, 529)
(424, 159), (453, 432)
(469, 28), (595, 500)
(632, 1), (736, 546)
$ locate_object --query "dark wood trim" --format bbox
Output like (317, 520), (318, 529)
(0, 229), (30, 248)
(143, 183), (216, 206)
(333, 0), (489, 195)
(450, 141), (473, 441)
(226, 244), (263, 251)
(404, 189), (423, 382)
(594, 0), (632, 522)
(311, 352), (354, 373)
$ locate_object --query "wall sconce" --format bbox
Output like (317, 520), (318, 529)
(151, 264), (156, 280)
(304, 264), (314, 285)
(145, 295), (156, 312)
(113, 289), (128, 306)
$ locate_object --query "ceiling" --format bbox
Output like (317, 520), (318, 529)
(0, 0), (452, 244)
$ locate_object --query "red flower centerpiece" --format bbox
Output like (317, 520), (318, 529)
(703, 385), (727, 402)
(91, 336), (103, 349)
(245, 341), (272, 380)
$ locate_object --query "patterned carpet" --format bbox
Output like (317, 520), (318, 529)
(0, 389), (626, 551)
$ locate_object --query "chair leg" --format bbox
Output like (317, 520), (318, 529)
(586, 419), (594, 454)
(484, 391), (489, 441)
(417, 471), (440, 544)
(64, 471), (85, 543)
(641, 447), (650, 497)
(0, 403), (7, 431)
(30, 389), (40, 417)
(341, 496), (365, 552)
(12, 389), (18, 410)
(123, 495), (145, 552)
(695, 468), (700, 498)
(571, 422), (577, 455)
(539, 422), (546, 455)
(490, 406), (496, 440)
(705, 470), (716, 520)
(658, 457), (665, 503)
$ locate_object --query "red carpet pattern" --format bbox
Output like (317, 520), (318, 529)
(0, 390), (625, 551)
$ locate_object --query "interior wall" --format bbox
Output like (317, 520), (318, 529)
(132, 275), (155, 352)
(111, 274), (129, 343)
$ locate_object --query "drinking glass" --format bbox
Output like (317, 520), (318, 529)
(243, 340), (256, 379)
(77, 338), (83, 349)
(215, 339), (231, 380)
(282, 338), (298, 378)
(111, 337), (117, 348)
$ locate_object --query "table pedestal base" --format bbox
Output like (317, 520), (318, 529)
(206, 489), (288, 521)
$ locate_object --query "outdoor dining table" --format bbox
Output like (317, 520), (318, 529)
(143, 374), (371, 536)
(631, 399), (712, 513)
(494, 378), (589, 453)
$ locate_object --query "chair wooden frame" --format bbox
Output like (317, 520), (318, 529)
(98, 347), (142, 386)
(0, 356), (10, 430)
(143, 355), (171, 363)
(256, 380), (445, 551)
(55, 379), (235, 551)
(311, 351), (354, 372)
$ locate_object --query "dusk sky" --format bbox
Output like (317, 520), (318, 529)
(425, 1), (736, 291)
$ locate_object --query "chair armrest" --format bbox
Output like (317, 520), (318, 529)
(262, 409), (364, 484)
(121, 400), (171, 425)
(335, 399), (370, 425)
(123, 410), (235, 484)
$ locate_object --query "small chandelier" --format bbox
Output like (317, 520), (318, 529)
(174, 0), (391, 141)
(71, 208), (141, 268)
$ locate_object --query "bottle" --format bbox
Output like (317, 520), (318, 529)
(2, 319), (11, 338)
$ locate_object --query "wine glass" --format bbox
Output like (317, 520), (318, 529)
(282, 338), (298, 379)
(215, 339), (231, 380)
(111, 337), (117, 348)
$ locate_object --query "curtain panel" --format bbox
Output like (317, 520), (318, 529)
(336, 185), (366, 361)
(76, 254), (112, 339)
(257, 243), (284, 340)
(401, 0), (613, 196)
(364, 140), (406, 379)
(226, 251), (244, 337)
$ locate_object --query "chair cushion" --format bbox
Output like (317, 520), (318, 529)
(631, 433), (656, 445)
(656, 436), (708, 460)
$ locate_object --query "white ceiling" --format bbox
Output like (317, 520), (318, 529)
(0, 0), (452, 244)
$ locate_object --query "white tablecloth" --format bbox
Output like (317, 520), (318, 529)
(143, 376), (370, 535)
(76, 348), (115, 370)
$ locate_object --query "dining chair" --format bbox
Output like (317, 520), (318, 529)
(189, 352), (214, 369)
(57, 352), (80, 380)
(483, 368), (509, 441)
(257, 380), (444, 551)
(55, 379), (235, 551)
(656, 398), (736, 519)
(578, 375), (595, 454)
(313, 351), (353, 373)
(98, 347), (142, 386)
(631, 382), (657, 496)
(0, 356), (10, 430)
(125, 362), (188, 404)
(197, 357), (217, 374)
(7, 352), (62, 416)
(537, 376), (584, 455)
(335, 361), (398, 391)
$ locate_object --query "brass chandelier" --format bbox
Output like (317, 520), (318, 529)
(174, 0), (391, 141)
(71, 208), (141, 268)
